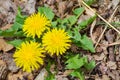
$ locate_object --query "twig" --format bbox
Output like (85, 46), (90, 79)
(95, 27), (107, 48)
(90, 19), (96, 43)
(108, 41), (120, 46)
(95, 6), (119, 48)
(81, 1), (120, 34)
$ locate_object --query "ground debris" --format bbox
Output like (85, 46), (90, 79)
(0, 38), (14, 52)
(0, 60), (8, 80)
(0, 0), (120, 80)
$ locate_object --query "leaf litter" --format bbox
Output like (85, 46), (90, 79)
(0, 0), (120, 80)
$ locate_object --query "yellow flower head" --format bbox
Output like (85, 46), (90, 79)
(23, 13), (51, 38)
(13, 41), (45, 72)
(42, 28), (71, 56)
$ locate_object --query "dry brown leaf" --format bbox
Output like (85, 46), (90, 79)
(112, 70), (120, 80)
(50, 64), (56, 74)
(78, 14), (90, 24)
(20, 0), (27, 2)
(27, 73), (34, 80)
(56, 76), (68, 80)
(94, 53), (106, 61)
(34, 68), (48, 80)
(92, 26), (103, 45)
(102, 75), (110, 80)
(58, 1), (67, 18)
(70, 44), (79, 53)
(0, 0), (16, 15)
(105, 30), (115, 43)
(95, 46), (103, 53)
(0, 0), (17, 24)
(107, 70), (115, 80)
(0, 38), (13, 52)
(56, 71), (68, 80)
(99, 62), (108, 74)
(0, 60), (6, 65)
(14, 0), (36, 14)
(106, 61), (117, 70)
(63, 70), (73, 76)
(95, 74), (102, 80)
(0, 60), (8, 80)
(0, 24), (12, 30)
(7, 71), (24, 80)
(108, 0), (119, 9)
(44, 0), (56, 5)
(85, 7), (96, 16)
(22, 0), (36, 14)
(8, 59), (19, 73)
(3, 44), (14, 52)
(101, 40), (109, 55)
(0, 53), (19, 72)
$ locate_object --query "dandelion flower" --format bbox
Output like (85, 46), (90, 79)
(13, 41), (45, 72)
(23, 13), (51, 38)
(42, 28), (71, 56)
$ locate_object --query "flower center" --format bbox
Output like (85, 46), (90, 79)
(22, 49), (34, 60)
